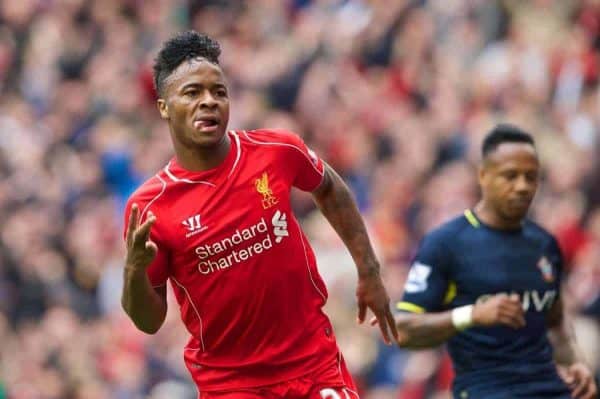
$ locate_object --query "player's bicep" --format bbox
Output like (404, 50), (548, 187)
(398, 261), (449, 313)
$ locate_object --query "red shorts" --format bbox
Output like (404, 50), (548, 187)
(199, 354), (359, 399)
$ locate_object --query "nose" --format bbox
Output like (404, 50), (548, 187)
(514, 175), (533, 195)
(199, 91), (217, 108)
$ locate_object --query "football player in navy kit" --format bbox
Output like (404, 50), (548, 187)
(391, 124), (597, 398)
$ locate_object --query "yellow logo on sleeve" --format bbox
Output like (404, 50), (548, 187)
(255, 172), (279, 209)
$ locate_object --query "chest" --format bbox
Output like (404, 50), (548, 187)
(450, 235), (559, 312)
(164, 166), (290, 250)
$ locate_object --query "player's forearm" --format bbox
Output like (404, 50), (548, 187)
(312, 168), (379, 277)
(121, 265), (167, 334)
(396, 312), (458, 349)
(548, 320), (581, 366)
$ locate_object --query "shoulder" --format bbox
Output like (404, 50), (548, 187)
(238, 128), (307, 149)
(414, 214), (471, 262)
(523, 219), (560, 249)
(125, 173), (169, 217)
(423, 214), (472, 245)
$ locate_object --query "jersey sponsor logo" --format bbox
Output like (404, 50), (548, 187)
(476, 290), (557, 312)
(404, 262), (432, 293)
(537, 256), (554, 282)
(255, 172), (279, 209)
(272, 210), (289, 243)
(182, 214), (208, 237)
(194, 209), (288, 275)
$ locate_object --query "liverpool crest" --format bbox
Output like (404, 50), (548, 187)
(255, 172), (279, 209)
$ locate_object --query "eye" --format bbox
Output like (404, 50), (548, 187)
(525, 172), (538, 182)
(215, 88), (227, 97)
(184, 89), (198, 98)
(502, 171), (517, 180)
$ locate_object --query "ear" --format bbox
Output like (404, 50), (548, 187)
(157, 99), (169, 120)
(478, 163), (487, 187)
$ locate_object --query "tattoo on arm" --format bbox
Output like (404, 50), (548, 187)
(312, 164), (379, 276)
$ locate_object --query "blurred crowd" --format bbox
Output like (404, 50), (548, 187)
(1, 0), (600, 398)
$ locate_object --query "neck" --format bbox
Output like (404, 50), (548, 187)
(173, 133), (231, 171)
(474, 200), (523, 230)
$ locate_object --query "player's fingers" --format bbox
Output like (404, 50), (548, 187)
(134, 213), (156, 245)
(501, 302), (526, 326)
(126, 204), (139, 245)
(571, 378), (589, 399)
(385, 307), (399, 343)
(357, 301), (367, 324)
(561, 372), (575, 385)
(375, 311), (391, 345)
(369, 316), (379, 326)
(583, 381), (597, 399)
(508, 293), (520, 303)
(498, 312), (522, 329)
(145, 240), (158, 257)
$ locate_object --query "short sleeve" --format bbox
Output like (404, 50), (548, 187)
(280, 131), (325, 192)
(398, 234), (452, 313)
(123, 200), (169, 287)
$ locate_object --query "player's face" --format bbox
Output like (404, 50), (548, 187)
(157, 59), (229, 149)
(479, 143), (539, 222)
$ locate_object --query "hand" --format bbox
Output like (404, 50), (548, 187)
(125, 203), (158, 271)
(472, 293), (526, 329)
(558, 363), (598, 399)
(356, 269), (399, 345)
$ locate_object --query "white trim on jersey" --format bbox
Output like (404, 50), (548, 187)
(291, 217), (327, 302)
(141, 174), (167, 220)
(163, 162), (216, 186)
(171, 277), (206, 352)
(227, 130), (242, 178)
(241, 130), (325, 177)
(162, 131), (240, 185)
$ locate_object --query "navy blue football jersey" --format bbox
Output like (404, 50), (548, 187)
(398, 210), (571, 399)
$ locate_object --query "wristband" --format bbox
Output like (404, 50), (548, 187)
(451, 305), (474, 331)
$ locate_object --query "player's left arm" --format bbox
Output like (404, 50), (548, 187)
(312, 163), (399, 345)
(547, 297), (598, 399)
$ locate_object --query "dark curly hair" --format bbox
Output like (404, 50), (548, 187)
(153, 31), (221, 96)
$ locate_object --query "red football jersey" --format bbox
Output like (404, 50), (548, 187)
(123, 129), (346, 391)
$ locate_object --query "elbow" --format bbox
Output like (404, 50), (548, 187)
(136, 322), (162, 335)
(121, 300), (163, 335)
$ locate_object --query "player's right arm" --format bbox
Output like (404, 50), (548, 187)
(121, 203), (168, 334)
(393, 293), (526, 349)
(380, 234), (525, 349)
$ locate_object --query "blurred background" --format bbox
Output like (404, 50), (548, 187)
(1, 0), (600, 398)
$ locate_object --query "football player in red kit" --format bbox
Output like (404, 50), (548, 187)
(122, 31), (397, 399)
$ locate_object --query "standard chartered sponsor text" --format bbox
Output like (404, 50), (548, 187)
(195, 217), (278, 275)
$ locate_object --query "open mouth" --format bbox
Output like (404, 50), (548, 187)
(193, 116), (220, 131)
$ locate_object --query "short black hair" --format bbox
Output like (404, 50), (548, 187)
(482, 124), (535, 158)
(153, 31), (221, 96)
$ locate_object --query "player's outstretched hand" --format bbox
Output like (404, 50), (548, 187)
(558, 363), (598, 399)
(472, 293), (526, 329)
(125, 203), (158, 270)
(356, 271), (399, 345)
